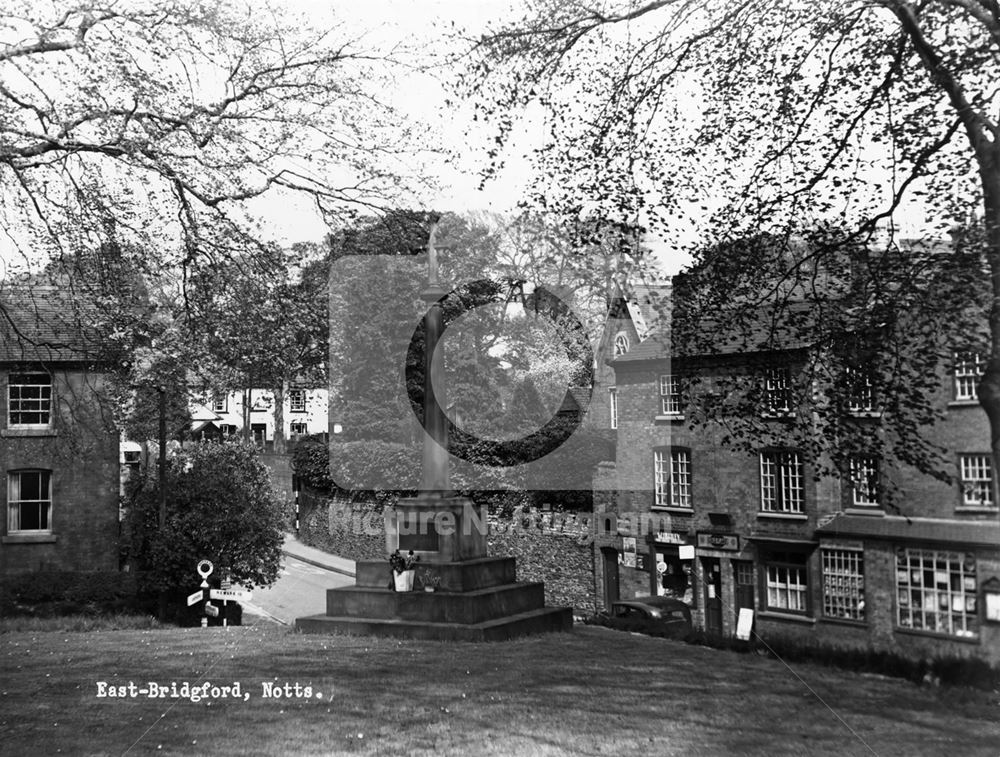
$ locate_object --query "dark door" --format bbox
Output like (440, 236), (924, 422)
(702, 557), (723, 635)
(601, 548), (620, 608)
(251, 423), (267, 449)
(733, 560), (755, 613)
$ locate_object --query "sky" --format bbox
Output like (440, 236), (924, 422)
(249, 1), (538, 239)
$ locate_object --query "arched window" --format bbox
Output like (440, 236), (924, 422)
(613, 332), (630, 356)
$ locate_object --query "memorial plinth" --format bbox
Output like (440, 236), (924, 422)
(295, 222), (572, 642)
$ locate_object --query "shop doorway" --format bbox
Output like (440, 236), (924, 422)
(653, 547), (695, 606)
(702, 557), (723, 635)
(601, 548), (620, 608)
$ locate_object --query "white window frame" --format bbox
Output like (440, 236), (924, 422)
(658, 374), (682, 415)
(822, 548), (865, 621)
(849, 455), (880, 508)
(845, 367), (876, 413)
(654, 448), (692, 509)
(954, 353), (984, 401)
(959, 454), (994, 508)
(609, 387), (618, 429)
(7, 372), (52, 428)
(289, 389), (307, 413)
(895, 548), (977, 638)
(763, 367), (792, 415)
(759, 450), (804, 513)
(211, 395), (228, 413)
(764, 554), (808, 614)
(7, 470), (52, 534)
(290, 420), (309, 437)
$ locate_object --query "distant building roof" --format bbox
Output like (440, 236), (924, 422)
(0, 288), (103, 363)
(627, 283), (671, 341)
(612, 300), (819, 365)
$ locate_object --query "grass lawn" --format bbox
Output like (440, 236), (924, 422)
(1, 620), (997, 756)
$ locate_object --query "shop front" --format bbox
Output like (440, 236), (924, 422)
(695, 531), (745, 636)
(649, 531), (696, 606)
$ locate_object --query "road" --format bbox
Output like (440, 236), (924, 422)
(243, 555), (353, 624)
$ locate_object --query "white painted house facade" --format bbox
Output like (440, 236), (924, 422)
(190, 387), (329, 447)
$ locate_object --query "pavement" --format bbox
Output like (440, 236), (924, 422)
(280, 532), (356, 578)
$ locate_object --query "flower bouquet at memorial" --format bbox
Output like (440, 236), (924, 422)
(417, 568), (442, 593)
(389, 549), (419, 591)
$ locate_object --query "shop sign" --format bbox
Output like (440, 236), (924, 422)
(696, 532), (740, 551)
(654, 531), (686, 545)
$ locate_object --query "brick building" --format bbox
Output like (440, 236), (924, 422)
(596, 275), (1000, 664)
(0, 294), (120, 575)
(588, 282), (669, 432)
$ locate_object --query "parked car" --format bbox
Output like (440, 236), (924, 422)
(599, 597), (693, 639)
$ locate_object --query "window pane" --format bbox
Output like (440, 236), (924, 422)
(766, 561), (807, 613)
(8, 470), (51, 532)
(760, 451), (804, 513)
(764, 368), (791, 413)
(654, 450), (668, 507)
(8, 373), (52, 426)
(845, 367), (875, 412)
(960, 454), (994, 507)
(954, 353), (984, 401)
(850, 456), (879, 507)
(670, 450), (691, 508)
(823, 549), (865, 620)
(659, 374), (681, 415)
(895, 548), (977, 638)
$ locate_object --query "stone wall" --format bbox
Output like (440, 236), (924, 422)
(297, 490), (387, 562)
(296, 491), (599, 614)
(488, 509), (597, 614)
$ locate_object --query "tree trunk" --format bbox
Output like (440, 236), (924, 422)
(273, 378), (287, 455)
(242, 385), (251, 442)
(977, 156), (1000, 515)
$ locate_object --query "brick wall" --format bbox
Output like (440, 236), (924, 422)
(607, 350), (1000, 664)
(0, 368), (119, 576)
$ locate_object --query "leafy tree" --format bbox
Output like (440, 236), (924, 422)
(189, 241), (328, 452)
(464, 1), (1000, 493)
(670, 230), (986, 505)
(0, 0), (431, 395)
(328, 209), (612, 507)
(124, 441), (283, 596)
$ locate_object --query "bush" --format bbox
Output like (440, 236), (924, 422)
(0, 571), (140, 617)
(124, 441), (283, 597)
(291, 434), (335, 492)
